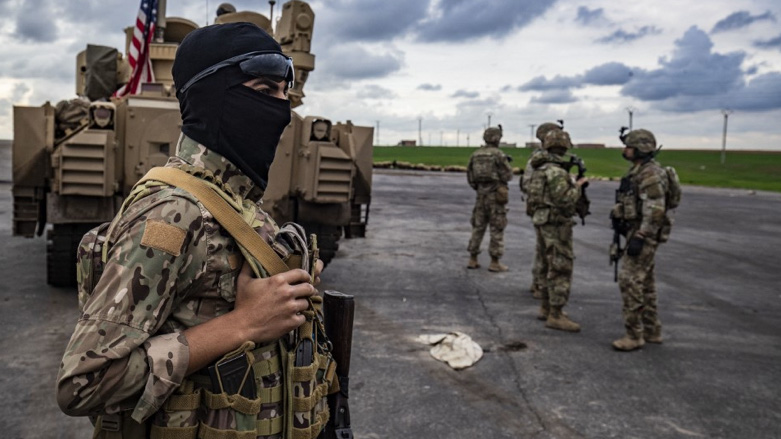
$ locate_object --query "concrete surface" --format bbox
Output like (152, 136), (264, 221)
(1, 143), (779, 438)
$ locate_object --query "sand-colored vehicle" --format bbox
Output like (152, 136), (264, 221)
(11, 1), (372, 286)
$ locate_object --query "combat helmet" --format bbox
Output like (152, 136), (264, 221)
(483, 124), (503, 144)
(622, 129), (657, 154)
(536, 121), (563, 142)
(543, 129), (572, 151)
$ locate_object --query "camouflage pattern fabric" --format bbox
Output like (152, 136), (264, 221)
(57, 135), (288, 437)
(468, 191), (508, 258)
(537, 223), (574, 307)
(618, 239), (660, 339)
(466, 145), (512, 258)
(526, 152), (581, 307)
(613, 159), (669, 339)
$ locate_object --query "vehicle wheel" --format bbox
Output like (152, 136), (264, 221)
(46, 223), (99, 288)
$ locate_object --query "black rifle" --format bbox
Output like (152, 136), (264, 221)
(610, 176), (632, 282)
(566, 154), (591, 225)
(322, 291), (355, 439)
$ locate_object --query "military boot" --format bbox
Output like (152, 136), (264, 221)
(545, 307), (580, 332)
(467, 255), (480, 269)
(644, 329), (663, 344)
(537, 303), (550, 321)
(612, 335), (645, 351)
(488, 257), (508, 272)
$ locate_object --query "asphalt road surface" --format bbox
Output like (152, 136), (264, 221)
(1, 146), (780, 438)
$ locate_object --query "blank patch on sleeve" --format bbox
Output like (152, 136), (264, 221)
(140, 220), (186, 256)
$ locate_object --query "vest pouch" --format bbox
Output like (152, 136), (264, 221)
(495, 185), (509, 205)
(76, 221), (111, 311)
(620, 194), (638, 220)
(658, 213), (674, 243)
(532, 208), (550, 226)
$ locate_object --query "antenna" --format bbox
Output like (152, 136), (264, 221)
(269, 1), (276, 25)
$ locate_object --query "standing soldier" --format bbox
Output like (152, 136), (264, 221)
(525, 130), (587, 332)
(521, 122), (563, 298)
(611, 128), (680, 351)
(467, 125), (513, 272)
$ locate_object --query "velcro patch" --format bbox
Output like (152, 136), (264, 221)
(140, 220), (186, 256)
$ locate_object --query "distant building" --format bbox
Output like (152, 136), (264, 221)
(499, 142), (518, 148)
(397, 140), (417, 146)
(525, 141), (541, 149)
(574, 143), (605, 149)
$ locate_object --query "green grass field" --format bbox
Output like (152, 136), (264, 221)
(373, 146), (781, 192)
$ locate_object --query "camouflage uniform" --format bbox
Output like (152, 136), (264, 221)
(467, 138), (513, 264)
(614, 158), (669, 343)
(57, 135), (288, 436)
(526, 154), (579, 308)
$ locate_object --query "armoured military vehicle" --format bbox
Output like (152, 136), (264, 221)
(11, 0), (373, 286)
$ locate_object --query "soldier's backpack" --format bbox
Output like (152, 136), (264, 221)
(664, 166), (681, 210)
(470, 150), (499, 183)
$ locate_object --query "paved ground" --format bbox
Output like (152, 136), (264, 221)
(1, 144), (780, 438)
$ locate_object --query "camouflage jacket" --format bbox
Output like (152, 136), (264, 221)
(615, 159), (668, 239)
(56, 135), (285, 424)
(520, 148), (549, 194)
(525, 152), (580, 223)
(466, 145), (513, 193)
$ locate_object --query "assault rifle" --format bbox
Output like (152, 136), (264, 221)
(609, 215), (623, 282)
(322, 291), (355, 439)
(566, 154), (591, 225)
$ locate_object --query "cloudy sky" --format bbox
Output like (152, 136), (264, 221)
(1, 0), (780, 150)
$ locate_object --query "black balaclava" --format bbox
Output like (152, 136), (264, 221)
(172, 22), (291, 190)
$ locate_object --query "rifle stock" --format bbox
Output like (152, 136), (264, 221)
(322, 290), (355, 439)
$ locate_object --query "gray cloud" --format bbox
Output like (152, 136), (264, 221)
(754, 34), (781, 51)
(520, 75), (581, 91)
(316, 0), (429, 43)
(416, 0), (556, 43)
(711, 10), (776, 34)
(357, 84), (397, 99)
(575, 6), (606, 26)
(15, 0), (59, 42)
(621, 27), (745, 102)
(418, 83), (442, 91)
(530, 89), (576, 104)
(583, 62), (634, 85)
(316, 44), (404, 81)
(451, 90), (480, 99)
(596, 26), (661, 44)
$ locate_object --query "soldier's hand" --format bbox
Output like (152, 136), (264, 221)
(234, 262), (316, 344)
(576, 177), (589, 187)
(626, 236), (644, 256)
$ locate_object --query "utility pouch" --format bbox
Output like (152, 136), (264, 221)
(76, 221), (111, 312)
(532, 208), (550, 226)
(208, 352), (257, 399)
(495, 185), (509, 205)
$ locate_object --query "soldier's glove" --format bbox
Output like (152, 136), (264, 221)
(626, 236), (644, 256)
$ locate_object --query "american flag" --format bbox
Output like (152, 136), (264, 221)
(114, 0), (158, 97)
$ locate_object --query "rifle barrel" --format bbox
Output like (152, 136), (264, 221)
(323, 290), (355, 376)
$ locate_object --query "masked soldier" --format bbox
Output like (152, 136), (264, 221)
(57, 23), (329, 437)
(521, 122), (562, 298)
(467, 125), (513, 272)
(525, 130), (587, 332)
(611, 128), (679, 351)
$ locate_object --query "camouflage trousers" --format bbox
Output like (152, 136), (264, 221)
(618, 239), (661, 339)
(468, 192), (508, 259)
(531, 229), (546, 296)
(535, 223), (574, 307)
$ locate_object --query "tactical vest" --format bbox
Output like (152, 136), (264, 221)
(76, 164), (337, 439)
(612, 162), (681, 242)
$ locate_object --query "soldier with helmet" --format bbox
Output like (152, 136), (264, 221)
(525, 129), (587, 332)
(611, 128), (678, 351)
(467, 125), (513, 272)
(521, 121), (563, 298)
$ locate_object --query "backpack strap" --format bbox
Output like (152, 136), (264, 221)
(138, 167), (290, 276)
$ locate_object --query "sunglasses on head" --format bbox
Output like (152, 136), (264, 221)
(179, 51), (295, 94)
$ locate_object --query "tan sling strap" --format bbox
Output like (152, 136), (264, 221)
(139, 166), (290, 276)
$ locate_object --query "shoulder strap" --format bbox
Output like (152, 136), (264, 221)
(139, 167), (290, 276)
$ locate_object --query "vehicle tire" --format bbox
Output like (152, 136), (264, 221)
(46, 223), (99, 288)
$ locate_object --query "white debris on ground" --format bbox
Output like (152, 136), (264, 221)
(417, 331), (483, 370)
